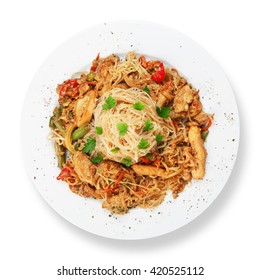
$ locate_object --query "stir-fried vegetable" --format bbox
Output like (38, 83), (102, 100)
(151, 62), (165, 83)
(57, 167), (70, 180)
(114, 171), (126, 188)
(201, 130), (209, 141)
(54, 142), (66, 169)
(59, 79), (78, 97)
(49, 107), (66, 137)
(86, 72), (95, 82)
(72, 125), (89, 141)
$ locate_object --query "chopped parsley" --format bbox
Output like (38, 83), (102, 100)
(138, 138), (150, 149)
(133, 101), (145, 110)
(143, 120), (154, 132)
(82, 137), (96, 154)
(111, 147), (120, 153)
(143, 86), (150, 95)
(95, 126), (103, 135)
(156, 106), (171, 118)
(102, 96), (116, 110)
(91, 152), (103, 164)
(122, 158), (132, 167)
(117, 122), (128, 136)
(156, 134), (163, 142)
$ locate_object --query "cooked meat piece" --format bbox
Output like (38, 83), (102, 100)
(72, 152), (95, 184)
(132, 164), (167, 177)
(174, 85), (193, 113)
(182, 169), (192, 182)
(188, 95), (203, 117)
(102, 194), (129, 214)
(78, 82), (90, 96)
(157, 93), (167, 107)
(95, 160), (123, 180)
(75, 90), (96, 127)
(193, 112), (212, 126)
(188, 126), (207, 179)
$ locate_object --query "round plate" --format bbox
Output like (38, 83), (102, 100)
(21, 20), (239, 240)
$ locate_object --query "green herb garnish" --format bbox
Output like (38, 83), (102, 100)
(156, 134), (163, 142)
(102, 96), (117, 110)
(95, 126), (103, 135)
(156, 106), (171, 118)
(138, 138), (150, 149)
(111, 147), (120, 153)
(117, 122), (128, 136)
(82, 137), (96, 154)
(143, 86), (150, 95)
(143, 120), (154, 132)
(133, 101), (145, 110)
(122, 158), (132, 167)
(91, 152), (103, 164)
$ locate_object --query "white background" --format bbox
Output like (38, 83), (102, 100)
(0, 0), (259, 279)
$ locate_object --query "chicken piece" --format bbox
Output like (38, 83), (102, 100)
(78, 82), (90, 96)
(132, 164), (167, 177)
(193, 112), (212, 126)
(188, 126), (207, 179)
(95, 160), (123, 181)
(157, 94), (167, 107)
(174, 85), (193, 113)
(72, 152), (95, 184)
(97, 54), (119, 77)
(188, 95), (203, 117)
(182, 169), (192, 182)
(102, 194), (129, 214)
(157, 84), (174, 107)
(75, 90), (96, 127)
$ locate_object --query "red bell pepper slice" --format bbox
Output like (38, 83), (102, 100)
(151, 62), (165, 83)
(57, 167), (70, 181)
(59, 79), (78, 97)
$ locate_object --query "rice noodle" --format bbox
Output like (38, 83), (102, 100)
(86, 87), (175, 163)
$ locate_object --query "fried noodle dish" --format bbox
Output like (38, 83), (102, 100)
(49, 52), (213, 214)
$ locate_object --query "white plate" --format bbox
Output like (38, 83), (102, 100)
(21, 20), (239, 240)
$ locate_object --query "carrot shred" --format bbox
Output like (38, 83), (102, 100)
(95, 52), (100, 61)
(90, 52), (100, 71)
(136, 190), (146, 197)
(172, 120), (178, 130)
(139, 56), (148, 68)
(139, 157), (151, 164)
(114, 171), (126, 188)
(152, 159), (161, 167)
